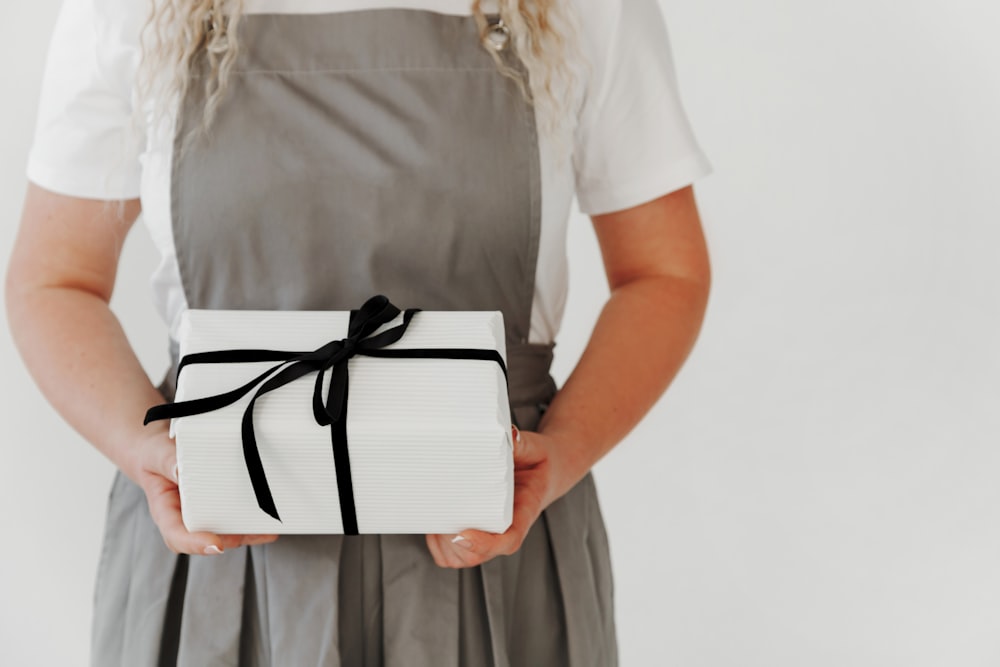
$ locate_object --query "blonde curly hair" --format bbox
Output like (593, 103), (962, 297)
(138, 0), (587, 166)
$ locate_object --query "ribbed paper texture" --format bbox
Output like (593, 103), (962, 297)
(172, 309), (513, 534)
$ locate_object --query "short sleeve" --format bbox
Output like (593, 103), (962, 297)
(572, 0), (712, 216)
(26, 0), (144, 200)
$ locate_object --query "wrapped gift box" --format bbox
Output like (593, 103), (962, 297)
(158, 299), (513, 535)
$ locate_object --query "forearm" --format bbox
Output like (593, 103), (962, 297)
(7, 187), (274, 554)
(537, 274), (710, 500)
(7, 285), (168, 483)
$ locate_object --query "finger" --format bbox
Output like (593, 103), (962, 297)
(425, 534), (450, 568)
(443, 534), (489, 568)
(430, 534), (472, 569)
(145, 434), (178, 484)
(158, 505), (225, 555)
(147, 485), (224, 555)
(455, 484), (542, 559)
(438, 536), (471, 568)
(219, 534), (251, 550)
(512, 429), (546, 469)
(455, 524), (519, 559)
(236, 534), (280, 547)
(446, 530), (500, 566)
(211, 533), (280, 551)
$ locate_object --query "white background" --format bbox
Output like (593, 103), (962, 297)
(2, 1), (999, 665)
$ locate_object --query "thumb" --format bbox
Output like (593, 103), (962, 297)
(511, 425), (545, 466)
(151, 436), (179, 485)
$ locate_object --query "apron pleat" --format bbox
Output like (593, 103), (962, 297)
(547, 473), (619, 667)
(507, 512), (569, 667)
(258, 535), (345, 666)
(479, 559), (514, 667)
(175, 546), (249, 665)
(121, 508), (178, 666)
(457, 563), (493, 665)
(380, 534), (461, 666)
(337, 535), (384, 666)
(93, 471), (183, 666)
(238, 547), (267, 667)
(91, 472), (133, 664)
(587, 492), (618, 665)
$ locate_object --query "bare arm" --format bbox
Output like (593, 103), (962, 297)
(6, 185), (162, 478)
(5, 183), (275, 555)
(427, 184), (711, 567)
(537, 184), (711, 487)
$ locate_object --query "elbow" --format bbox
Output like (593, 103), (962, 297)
(690, 255), (712, 302)
(664, 268), (712, 316)
(669, 246), (712, 296)
(608, 250), (712, 303)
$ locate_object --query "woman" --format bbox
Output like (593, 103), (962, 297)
(6, 0), (712, 664)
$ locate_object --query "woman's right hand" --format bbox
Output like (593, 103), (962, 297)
(129, 427), (279, 555)
(8, 185), (279, 556)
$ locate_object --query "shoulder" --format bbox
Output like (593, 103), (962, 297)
(44, 0), (149, 69)
(566, 0), (622, 64)
(92, 0), (150, 45)
(566, 0), (678, 99)
(562, 0), (712, 216)
(27, 0), (153, 199)
(63, 0), (150, 34)
(568, 0), (662, 59)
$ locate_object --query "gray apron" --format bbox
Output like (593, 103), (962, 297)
(91, 10), (617, 666)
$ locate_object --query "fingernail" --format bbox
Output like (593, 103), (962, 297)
(451, 535), (472, 549)
(204, 545), (223, 555)
(171, 464), (179, 484)
(512, 425), (521, 443)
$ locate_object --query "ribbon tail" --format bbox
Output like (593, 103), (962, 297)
(242, 396), (281, 522)
(331, 376), (359, 535)
(144, 364), (288, 425)
(326, 364), (349, 423)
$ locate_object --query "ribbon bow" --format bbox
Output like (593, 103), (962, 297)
(144, 295), (507, 534)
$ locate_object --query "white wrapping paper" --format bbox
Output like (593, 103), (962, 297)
(170, 308), (513, 535)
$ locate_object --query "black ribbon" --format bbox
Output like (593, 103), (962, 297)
(144, 294), (508, 534)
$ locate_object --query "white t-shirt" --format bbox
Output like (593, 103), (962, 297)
(27, 0), (712, 345)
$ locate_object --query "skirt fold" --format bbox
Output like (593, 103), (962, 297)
(176, 545), (247, 665)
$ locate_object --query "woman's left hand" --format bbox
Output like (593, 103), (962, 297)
(425, 425), (571, 569)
